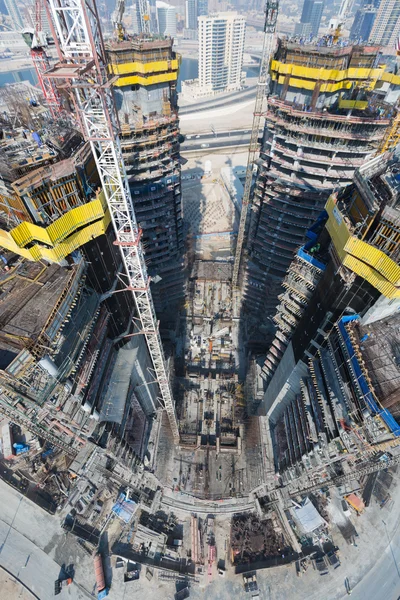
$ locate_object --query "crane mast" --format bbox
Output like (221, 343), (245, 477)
(232, 1), (279, 288)
(139, 0), (151, 34)
(24, 0), (62, 117)
(378, 38), (400, 155)
(112, 0), (126, 40)
(46, 0), (180, 443)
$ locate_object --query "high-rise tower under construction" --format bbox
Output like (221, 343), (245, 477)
(242, 39), (400, 350)
(106, 35), (185, 321)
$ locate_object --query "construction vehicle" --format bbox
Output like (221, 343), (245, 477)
(232, 1), (279, 288)
(46, 0), (180, 443)
(54, 576), (73, 595)
(21, 0), (61, 118)
(243, 571), (259, 594)
(345, 493), (365, 514)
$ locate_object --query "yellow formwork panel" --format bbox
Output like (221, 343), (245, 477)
(0, 192), (110, 263)
(270, 60), (400, 86)
(343, 254), (400, 298)
(380, 72), (400, 85)
(31, 213), (111, 262)
(276, 74), (355, 92)
(11, 221), (51, 247)
(344, 237), (400, 285)
(0, 192), (30, 222)
(109, 59), (179, 76)
(338, 98), (368, 110)
(0, 229), (32, 259)
(0, 213), (111, 263)
(10, 197), (105, 247)
(325, 196), (400, 299)
(113, 71), (178, 87)
(46, 199), (105, 243)
(325, 196), (351, 261)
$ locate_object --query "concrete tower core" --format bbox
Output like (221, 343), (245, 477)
(106, 36), (185, 322)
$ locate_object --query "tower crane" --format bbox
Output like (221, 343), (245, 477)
(112, 0), (151, 39)
(112, 0), (126, 40)
(232, 1), (279, 288)
(22, 0), (62, 118)
(378, 37), (400, 155)
(328, 0), (355, 43)
(137, 0), (151, 34)
(379, 109), (400, 155)
(45, 0), (180, 443)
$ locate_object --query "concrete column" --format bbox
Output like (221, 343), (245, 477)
(310, 81), (322, 110)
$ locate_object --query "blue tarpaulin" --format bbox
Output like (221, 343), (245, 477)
(338, 317), (400, 437)
(112, 493), (137, 523)
(297, 246), (326, 271)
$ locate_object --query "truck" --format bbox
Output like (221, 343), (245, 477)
(243, 572), (258, 593)
(94, 553), (108, 599)
(54, 577), (72, 595)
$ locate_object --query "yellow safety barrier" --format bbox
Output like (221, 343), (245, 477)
(344, 236), (400, 286)
(10, 198), (106, 247)
(274, 75), (352, 92)
(338, 98), (368, 110)
(270, 60), (400, 86)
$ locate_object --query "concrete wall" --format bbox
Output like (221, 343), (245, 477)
(361, 295), (400, 326)
(259, 341), (308, 423)
(127, 335), (159, 416)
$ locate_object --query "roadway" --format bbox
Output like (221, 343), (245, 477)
(0, 479), (94, 600)
(349, 518), (400, 600)
(0, 472), (399, 599)
(178, 83), (257, 115)
(181, 129), (253, 152)
(161, 490), (255, 516)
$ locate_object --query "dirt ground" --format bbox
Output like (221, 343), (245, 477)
(0, 568), (35, 599)
(181, 151), (247, 261)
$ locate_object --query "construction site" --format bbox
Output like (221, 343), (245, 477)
(105, 35), (185, 318)
(0, 0), (399, 598)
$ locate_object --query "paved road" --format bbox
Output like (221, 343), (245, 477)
(0, 518), (92, 599)
(179, 85), (257, 115)
(349, 520), (400, 600)
(0, 480), (94, 600)
(161, 491), (255, 515)
(181, 129), (253, 152)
